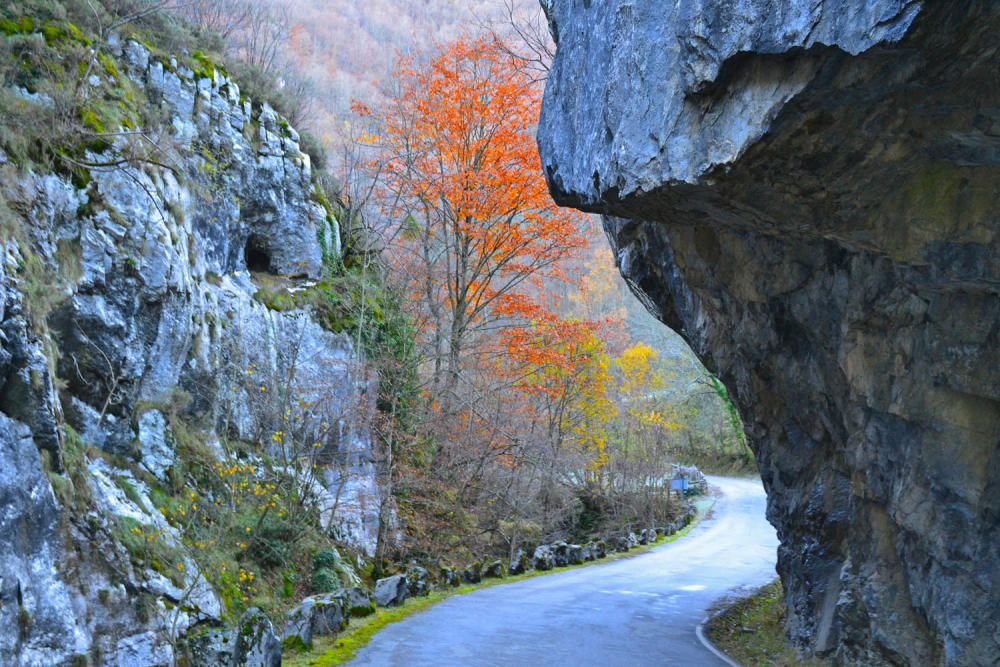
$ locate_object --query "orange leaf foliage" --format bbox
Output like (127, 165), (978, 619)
(371, 36), (586, 344)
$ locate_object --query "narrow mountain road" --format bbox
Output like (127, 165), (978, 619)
(347, 476), (779, 666)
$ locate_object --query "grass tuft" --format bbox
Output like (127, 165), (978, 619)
(704, 579), (831, 667)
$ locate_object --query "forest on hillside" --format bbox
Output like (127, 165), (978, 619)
(156, 0), (752, 568)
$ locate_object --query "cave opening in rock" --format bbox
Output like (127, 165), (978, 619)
(244, 235), (272, 273)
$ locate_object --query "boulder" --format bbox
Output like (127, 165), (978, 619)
(405, 565), (430, 597)
(281, 592), (349, 648)
(281, 601), (315, 649)
(550, 541), (570, 567)
(508, 548), (529, 575)
(480, 559), (505, 579)
(532, 545), (556, 571)
(233, 608), (281, 667)
(373, 575), (408, 608)
(438, 565), (460, 588)
(461, 563), (482, 585)
(592, 540), (607, 559)
(311, 593), (350, 635)
(566, 544), (584, 565)
(339, 586), (375, 617)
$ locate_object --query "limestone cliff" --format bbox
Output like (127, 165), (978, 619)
(539, 1), (999, 665)
(0, 36), (380, 666)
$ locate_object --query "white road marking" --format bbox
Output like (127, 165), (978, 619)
(678, 584), (706, 591)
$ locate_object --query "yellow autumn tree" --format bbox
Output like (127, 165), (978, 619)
(506, 319), (615, 474)
(611, 341), (680, 471)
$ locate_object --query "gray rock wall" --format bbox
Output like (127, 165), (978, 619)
(539, 1), (998, 665)
(0, 38), (378, 665)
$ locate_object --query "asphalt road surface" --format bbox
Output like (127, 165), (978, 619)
(348, 476), (778, 666)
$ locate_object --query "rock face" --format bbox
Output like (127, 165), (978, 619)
(0, 414), (86, 664)
(0, 36), (379, 665)
(539, 2), (999, 665)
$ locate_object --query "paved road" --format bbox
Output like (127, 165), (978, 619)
(348, 476), (778, 666)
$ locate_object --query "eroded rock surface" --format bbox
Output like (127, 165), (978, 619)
(0, 36), (378, 665)
(540, 1), (999, 665)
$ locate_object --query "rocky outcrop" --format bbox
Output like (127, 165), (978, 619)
(0, 34), (379, 665)
(539, 1), (999, 665)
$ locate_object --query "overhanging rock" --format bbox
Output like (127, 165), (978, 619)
(538, 2), (1000, 664)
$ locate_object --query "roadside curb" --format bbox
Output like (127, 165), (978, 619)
(696, 607), (743, 667)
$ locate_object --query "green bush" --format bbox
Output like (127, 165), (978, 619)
(311, 567), (340, 593)
(298, 130), (327, 171)
(243, 510), (299, 570)
(312, 548), (341, 572)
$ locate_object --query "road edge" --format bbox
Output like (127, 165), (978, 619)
(289, 494), (720, 666)
(693, 479), (744, 667)
(696, 609), (743, 667)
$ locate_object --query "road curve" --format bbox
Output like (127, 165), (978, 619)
(347, 476), (778, 666)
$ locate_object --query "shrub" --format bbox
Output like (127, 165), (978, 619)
(298, 130), (326, 171)
(311, 567), (340, 593)
(312, 548), (341, 572)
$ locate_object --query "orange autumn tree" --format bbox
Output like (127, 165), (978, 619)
(363, 36), (586, 408)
